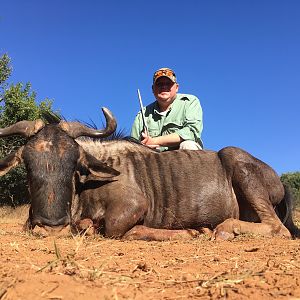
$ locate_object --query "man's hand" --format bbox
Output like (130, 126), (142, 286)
(141, 131), (183, 149)
(141, 132), (160, 149)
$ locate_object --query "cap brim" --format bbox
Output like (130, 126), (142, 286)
(153, 75), (176, 84)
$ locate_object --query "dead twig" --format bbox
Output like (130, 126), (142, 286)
(41, 283), (59, 297)
(0, 289), (7, 300)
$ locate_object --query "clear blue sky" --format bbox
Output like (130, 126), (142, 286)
(1, 1), (299, 175)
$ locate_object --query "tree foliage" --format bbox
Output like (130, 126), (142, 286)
(281, 172), (300, 208)
(0, 53), (55, 206)
(0, 53), (12, 86)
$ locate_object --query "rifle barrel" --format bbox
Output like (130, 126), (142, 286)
(137, 89), (148, 133)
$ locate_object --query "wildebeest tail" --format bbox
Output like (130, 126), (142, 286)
(275, 184), (300, 238)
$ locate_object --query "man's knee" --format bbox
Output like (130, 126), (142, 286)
(179, 140), (202, 150)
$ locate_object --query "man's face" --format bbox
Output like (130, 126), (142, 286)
(152, 77), (179, 107)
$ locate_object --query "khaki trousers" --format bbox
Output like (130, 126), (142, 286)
(179, 140), (202, 150)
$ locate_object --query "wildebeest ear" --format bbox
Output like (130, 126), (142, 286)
(78, 147), (120, 179)
(0, 146), (24, 176)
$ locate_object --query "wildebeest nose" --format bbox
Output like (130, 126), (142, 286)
(32, 216), (70, 228)
(33, 224), (71, 237)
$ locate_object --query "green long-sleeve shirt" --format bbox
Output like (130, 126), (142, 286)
(131, 93), (203, 151)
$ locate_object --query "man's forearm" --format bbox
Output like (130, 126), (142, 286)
(151, 133), (183, 147)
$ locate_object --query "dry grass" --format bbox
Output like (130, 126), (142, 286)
(3, 232), (298, 300)
(0, 205), (300, 299)
(0, 204), (29, 223)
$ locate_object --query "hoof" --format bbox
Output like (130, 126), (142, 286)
(212, 230), (235, 241)
(187, 229), (200, 238)
(74, 218), (95, 236)
(274, 226), (291, 239)
(122, 226), (145, 240)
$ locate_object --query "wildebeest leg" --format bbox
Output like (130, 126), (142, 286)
(104, 194), (149, 238)
(122, 225), (201, 241)
(213, 218), (291, 240)
(214, 163), (291, 240)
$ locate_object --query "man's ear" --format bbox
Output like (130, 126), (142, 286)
(0, 146), (24, 176)
(78, 147), (120, 180)
(175, 83), (179, 92)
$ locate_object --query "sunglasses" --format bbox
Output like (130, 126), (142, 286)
(155, 80), (176, 87)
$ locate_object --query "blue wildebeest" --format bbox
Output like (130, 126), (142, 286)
(0, 108), (298, 240)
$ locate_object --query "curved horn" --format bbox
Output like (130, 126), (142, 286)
(58, 107), (117, 139)
(0, 119), (45, 138)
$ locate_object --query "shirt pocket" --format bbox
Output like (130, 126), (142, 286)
(148, 125), (160, 137)
(163, 120), (184, 133)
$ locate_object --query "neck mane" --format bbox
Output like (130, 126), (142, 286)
(77, 138), (156, 161)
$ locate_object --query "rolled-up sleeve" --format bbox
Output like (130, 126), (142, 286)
(130, 112), (143, 141)
(176, 96), (203, 142)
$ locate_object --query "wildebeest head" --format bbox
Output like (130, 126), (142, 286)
(0, 108), (120, 231)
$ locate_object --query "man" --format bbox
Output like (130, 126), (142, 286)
(131, 67), (203, 151)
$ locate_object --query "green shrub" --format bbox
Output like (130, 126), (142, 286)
(281, 172), (300, 209)
(0, 53), (56, 206)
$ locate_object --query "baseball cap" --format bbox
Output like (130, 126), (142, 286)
(153, 68), (177, 84)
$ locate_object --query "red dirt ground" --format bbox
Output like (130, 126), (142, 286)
(0, 206), (300, 300)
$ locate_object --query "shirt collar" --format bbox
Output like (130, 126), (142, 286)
(153, 94), (179, 115)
